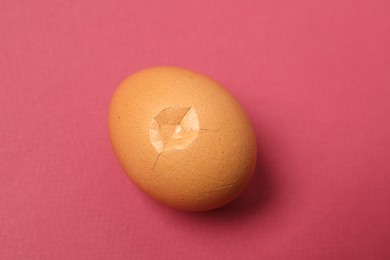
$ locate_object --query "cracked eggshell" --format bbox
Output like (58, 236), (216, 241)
(108, 66), (257, 211)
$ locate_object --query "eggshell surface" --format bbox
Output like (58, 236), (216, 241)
(108, 67), (257, 211)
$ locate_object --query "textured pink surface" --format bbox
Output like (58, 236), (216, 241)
(1, 0), (390, 259)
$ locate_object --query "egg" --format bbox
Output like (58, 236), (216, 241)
(108, 67), (257, 211)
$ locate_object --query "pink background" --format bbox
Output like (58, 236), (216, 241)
(1, 0), (390, 259)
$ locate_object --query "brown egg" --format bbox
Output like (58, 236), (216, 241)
(108, 67), (257, 211)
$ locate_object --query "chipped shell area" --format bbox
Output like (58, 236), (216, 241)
(150, 106), (199, 153)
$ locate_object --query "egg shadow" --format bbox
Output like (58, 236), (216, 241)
(173, 135), (278, 223)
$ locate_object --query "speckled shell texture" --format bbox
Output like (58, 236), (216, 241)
(109, 67), (257, 211)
